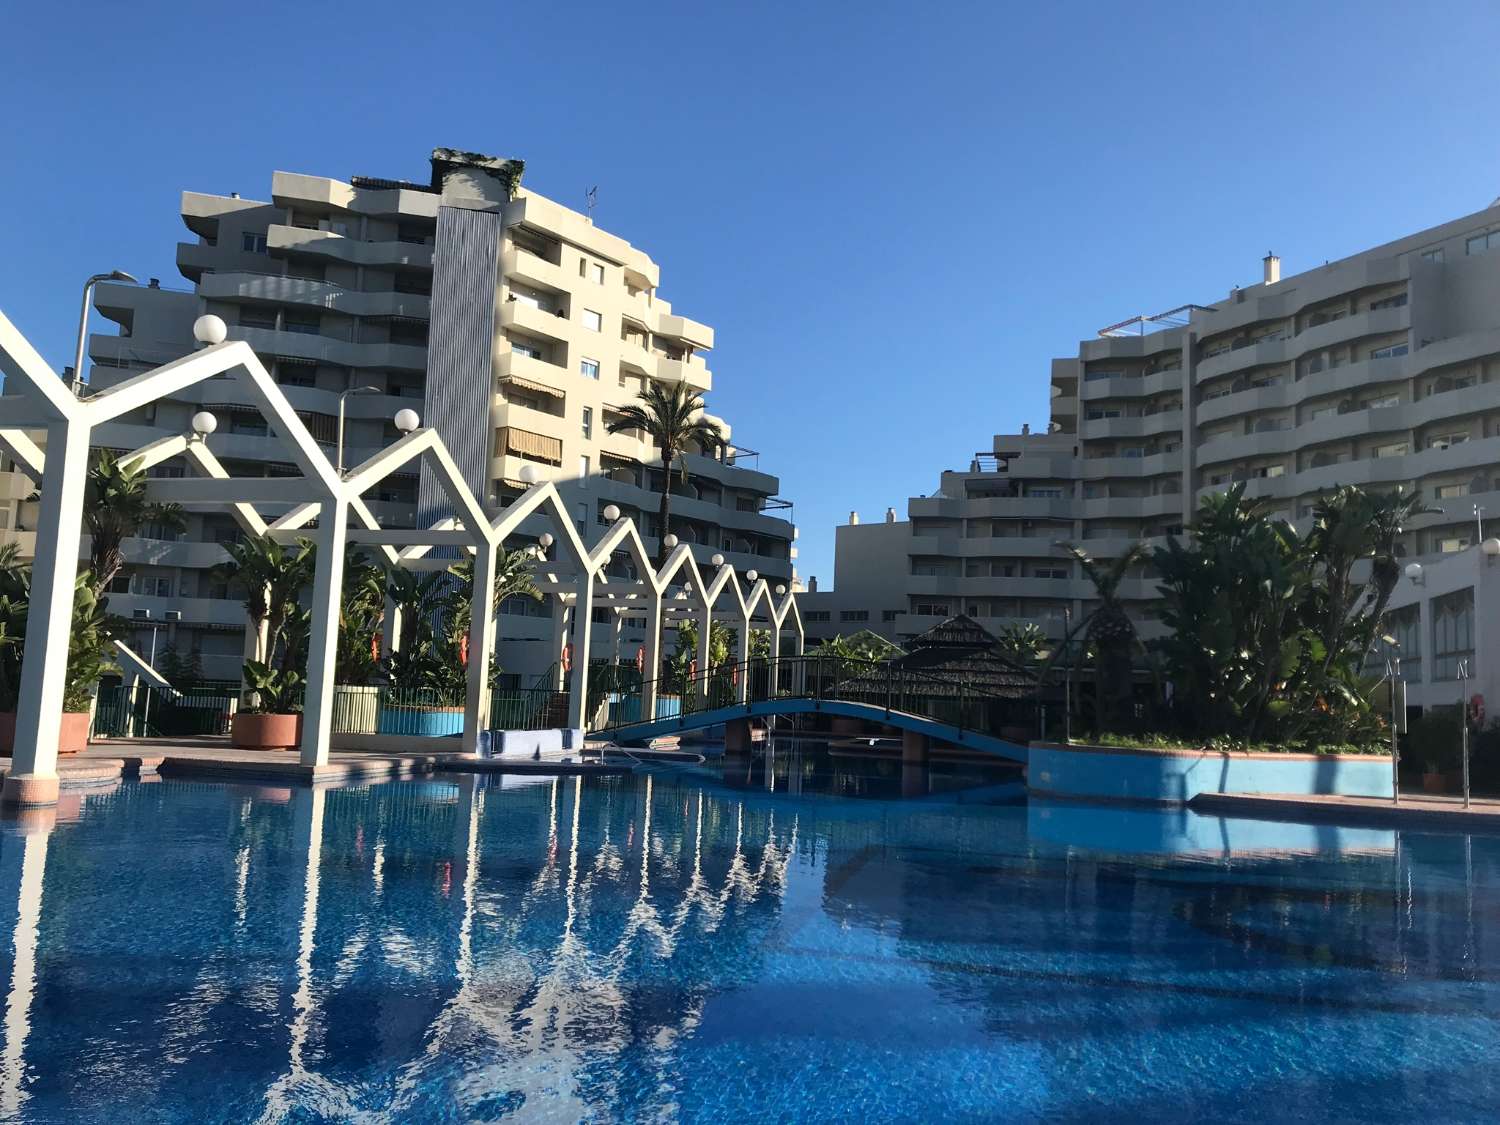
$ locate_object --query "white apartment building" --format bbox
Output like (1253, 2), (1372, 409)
(803, 196), (1500, 672)
(4, 148), (796, 681)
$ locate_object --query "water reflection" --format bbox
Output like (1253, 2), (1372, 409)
(0, 753), (1499, 1121)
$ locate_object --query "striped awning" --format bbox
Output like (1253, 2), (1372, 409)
(499, 427), (562, 464)
(500, 374), (564, 399)
(599, 450), (640, 467)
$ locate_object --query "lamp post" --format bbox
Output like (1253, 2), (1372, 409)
(336, 386), (381, 475)
(72, 270), (137, 393)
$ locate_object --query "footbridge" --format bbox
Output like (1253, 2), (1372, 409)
(589, 656), (1036, 764)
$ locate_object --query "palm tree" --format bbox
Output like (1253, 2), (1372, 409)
(995, 622), (1049, 669)
(1051, 543), (1151, 732)
(444, 547), (543, 642)
(84, 450), (185, 605)
(335, 548), (387, 684)
(214, 536), (316, 674)
(605, 380), (725, 562)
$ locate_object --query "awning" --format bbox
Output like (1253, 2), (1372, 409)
(500, 427), (561, 464)
(599, 449), (640, 467)
(500, 374), (564, 400)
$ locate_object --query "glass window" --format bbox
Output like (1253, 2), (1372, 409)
(580, 358), (600, 380)
(1466, 231), (1500, 256)
(240, 232), (268, 253)
(578, 456), (590, 482)
(591, 263), (605, 284)
(1421, 247), (1445, 263)
(583, 309), (602, 332)
(581, 406), (593, 440)
(1370, 343), (1409, 360)
(512, 341), (541, 360)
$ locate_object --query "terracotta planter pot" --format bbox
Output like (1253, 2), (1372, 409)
(0, 711), (91, 756)
(1422, 771), (1451, 794)
(231, 712), (301, 751)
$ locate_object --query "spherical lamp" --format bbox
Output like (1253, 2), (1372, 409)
(746, 570), (758, 582)
(1404, 562), (1424, 585)
(663, 534), (678, 549)
(393, 408), (420, 434)
(518, 464), (538, 484)
(603, 504), (621, 522)
(193, 315), (227, 346)
(539, 532), (554, 550)
(1483, 538), (1500, 557)
(190, 411), (218, 437)
(711, 553), (725, 567)
(775, 584), (786, 595)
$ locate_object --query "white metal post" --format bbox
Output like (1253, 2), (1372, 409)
(736, 612), (751, 703)
(696, 602), (712, 707)
(462, 543), (498, 754)
(770, 625), (783, 697)
(298, 500), (349, 768)
(380, 596), (402, 658)
(549, 598), (570, 691)
(5, 420), (89, 806)
(642, 591), (664, 719)
(566, 574), (594, 730)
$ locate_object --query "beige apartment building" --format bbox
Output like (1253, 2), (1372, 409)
(5, 148), (795, 681)
(803, 196), (1500, 661)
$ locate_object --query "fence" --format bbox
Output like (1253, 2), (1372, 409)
(92, 682), (237, 739)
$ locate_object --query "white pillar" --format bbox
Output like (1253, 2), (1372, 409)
(696, 602), (713, 706)
(549, 597), (569, 691)
(794, 626), (806, 694)
(462, 543), (498, 754)
(770, 624), (783, 697)
(380, 596), (402, 658)
(566, 574), (594, 730)
(736, 613), (751, 704)
(611, 612), (623, 665)
(5, 421), (89, 806)
(298, 499), (348, 768)
(642, 590), (664, 720)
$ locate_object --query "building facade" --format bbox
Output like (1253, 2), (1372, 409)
(8, 148), (796, 681)
(804, 197), (1500, 684)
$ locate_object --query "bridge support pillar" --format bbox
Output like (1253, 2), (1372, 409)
(725, 717), (753, 756)
(902, 729), (930, 765)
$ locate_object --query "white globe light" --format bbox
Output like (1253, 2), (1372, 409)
(393, 408), (420, 433)
(1404, 562), (1424, 581)
(518, 464), (538, 484)
(663, 534), (678, 549)
(775, 584), (786, 595)
(1483, 538), (1500, 557)
(603, 504), (621, 522)
(538, 533), (554, 549)
(193, 315), (227, 345)
(190, 411), (218, 436)
(711, 553), (725, 567)
(746, 570), (758, 582)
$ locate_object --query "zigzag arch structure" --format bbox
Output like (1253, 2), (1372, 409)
(0, 310), (801, 805)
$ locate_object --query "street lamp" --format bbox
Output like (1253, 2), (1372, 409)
(393, 407), (420, 434)
(1404, 562), (1425, 586)
(336, 386), (381, 475)
(72, 270), (137, 392)
(603, 504), (621, 522)
(190, 411), (218, 439)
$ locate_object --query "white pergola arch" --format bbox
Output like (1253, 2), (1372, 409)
(0, 311), (798, 806)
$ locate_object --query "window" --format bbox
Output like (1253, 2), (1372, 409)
(576, 502), (588, 533)
(882, 609), (900, 622)
(579, 357), (600, 380)
(1373, 442), (1408, 459)
(578, 455), (590, 481)
(240, 232), (268, 253)
(581, 406), (593, 440)
(1028, 487), (1064, 498)
(1466, 230), (1500, 256)
(1370, 343), (1409, 360)
(1433, 588), (1476, 681)
(583, 309), (602, 332)
(1033, 567), (1068, 580)
(1440, 537), (1472, 554)
(1436, 483), (1470, 499)
(1428, 432), (1469, 450)
(804, 610), (831, 623)
(1363, 394), (1399, 410)
(839, 610), (869, 623)
(512, 341), (542, 360)
(591, 263), (605, 284)
(1086, 407), (1122, 420)
(1261, 465), (1286, 478)
(238, 309), (277, 330)
(913, 602), (949, 617)
(134, 576), (172, 598)
(1369, 293), (1408, 311)
(1084, 370), (1122, 382)
(283, 313), (320, 335)
(1421, 247), (1445, 264)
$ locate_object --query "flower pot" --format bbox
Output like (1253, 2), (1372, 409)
(1422, 771), (1451, 795)
(377, 706), (464, 738)
(231, 712), (301, 751)
(333, 685), (380, 734)
(0, 711), (91, 756)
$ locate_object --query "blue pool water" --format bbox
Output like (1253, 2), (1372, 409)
(0, 745), (1497, 1123)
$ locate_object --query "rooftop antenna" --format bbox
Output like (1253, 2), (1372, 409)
(586, 185), (598, 223)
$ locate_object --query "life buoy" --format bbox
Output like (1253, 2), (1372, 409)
(459, 635), (469, 667)
(731, 664), (739, 686)
(1470, 693), (1485, 728)
(562, 642), (574, 673)
(635, 646), (646, 673)
(689, 658), (698, 680)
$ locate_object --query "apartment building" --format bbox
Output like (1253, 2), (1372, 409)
(803, 196), (1500, 665)
(10, 148), (796, 680)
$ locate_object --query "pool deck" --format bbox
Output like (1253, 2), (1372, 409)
(1192, 791), (1500, 833)
(3, 737), (632, 790)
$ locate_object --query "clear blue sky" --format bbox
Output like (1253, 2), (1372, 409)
(5, 1), (1500, 582)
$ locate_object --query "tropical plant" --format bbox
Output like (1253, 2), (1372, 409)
(64, 575), (120, 712)
(83, 450), (185, 605)
(335, 548), (386, 685)
(0, 544), (27, 712)
(995, 622), (1049, 668)
(157, 645), (204, 690)
(1050, 543), (1152, 732)
(240, 661), (304, 715)
(604, 380), (725, 562)
(810, 630), (902, 680)
(214, 535), (316, 676)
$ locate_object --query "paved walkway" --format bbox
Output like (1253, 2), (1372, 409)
(1193, 791), (1500, 832)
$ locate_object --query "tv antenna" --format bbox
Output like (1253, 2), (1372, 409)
(586, 186), (598, 222)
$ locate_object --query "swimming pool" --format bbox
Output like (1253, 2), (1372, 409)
(0, 745), (1496, 1123)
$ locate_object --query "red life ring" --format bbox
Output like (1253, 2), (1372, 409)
(1470, 693), (1485, 728)
(459, 634), (469, 667)
(689, 658), (698, 681)
(635, 646), (646, 673)
(731, 664), (739, 686)
(562, 642), (573, 673)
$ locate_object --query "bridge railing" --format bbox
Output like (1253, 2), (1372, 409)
(595, 655), (1041, 741)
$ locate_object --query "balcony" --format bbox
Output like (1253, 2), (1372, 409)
(232, 325), (427, 373)
(1078, 450), (1182, 480)
(656, 356), (712, 393)
(1078, 368), (1183, 401)
(266, 226), (434, 270)
(655, 311), (715, 350)
(1079, 409), (1182, 441)
(1196, 305), (1411, 384)
(105, 593), (247, 628)
(501, 246), (570, 293)
(499, 299), (572, 346)
(199, 272), (431, 321)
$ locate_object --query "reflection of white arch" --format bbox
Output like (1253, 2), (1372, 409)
(0, 310), (796, 803)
